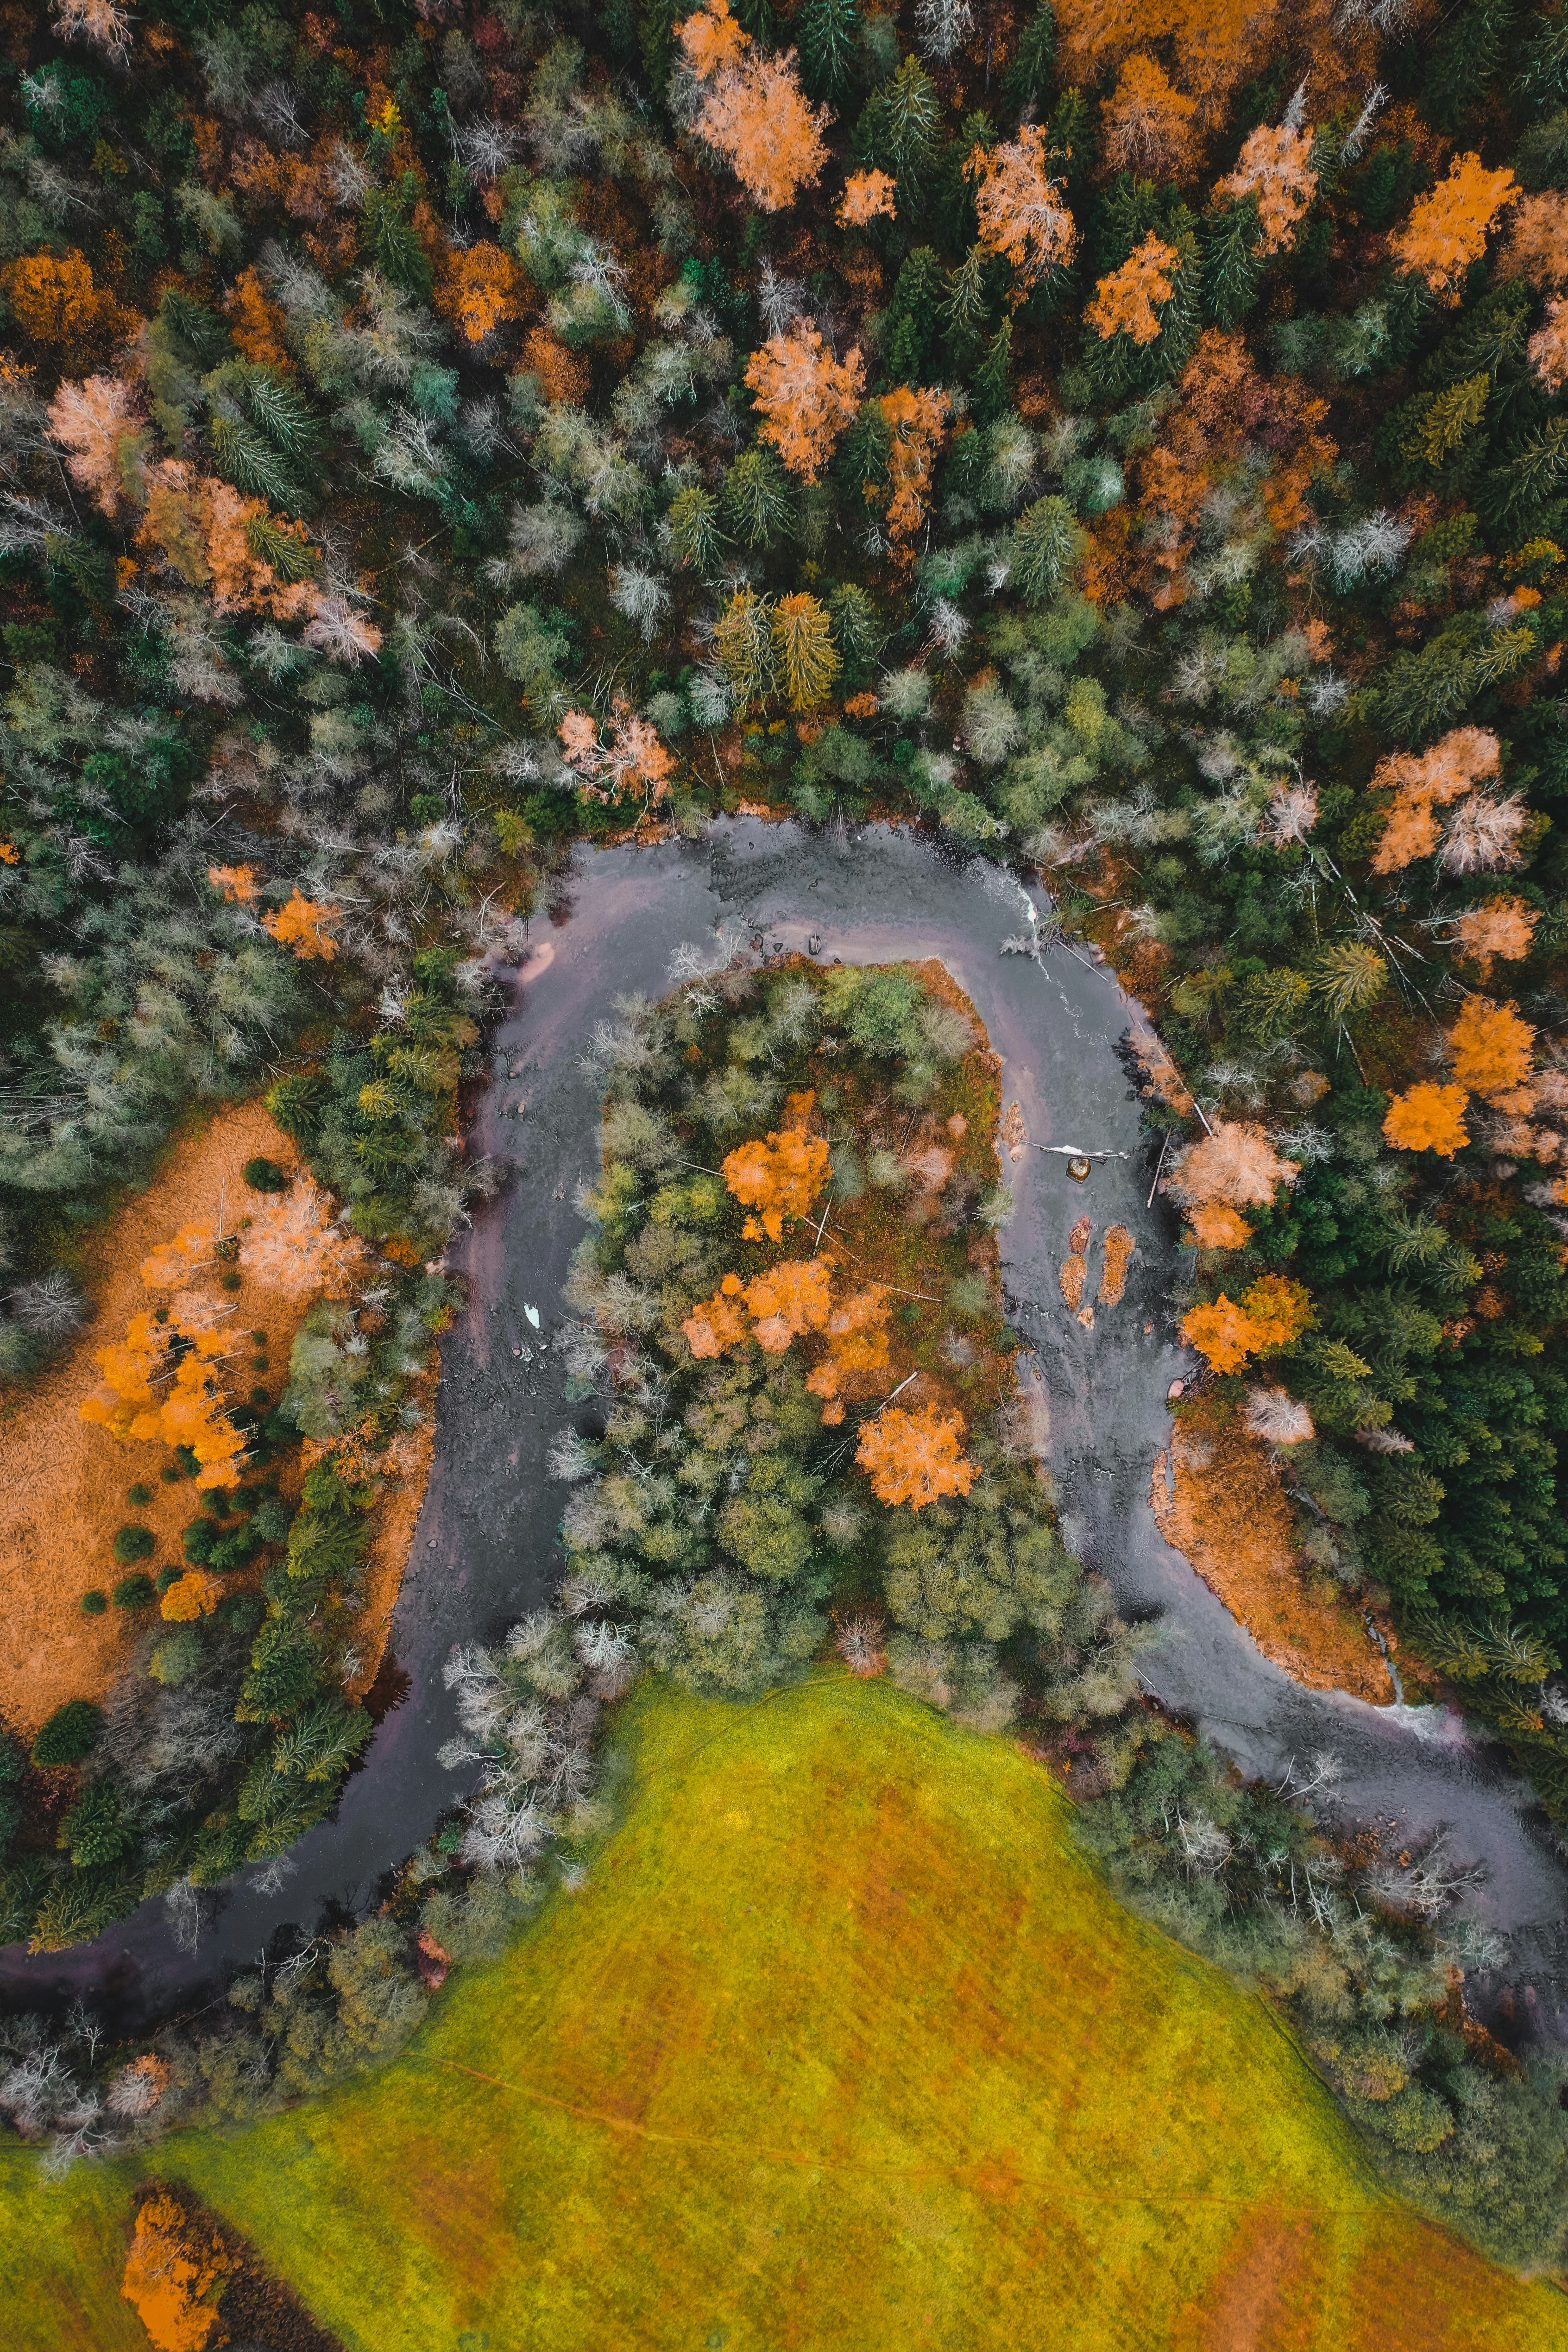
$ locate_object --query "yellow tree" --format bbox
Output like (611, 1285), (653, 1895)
(714, 584), (777, 707)
(1390, 153), (1518, 301)
(771, 592), (841, 711)
(1086, 233), (1180, 344)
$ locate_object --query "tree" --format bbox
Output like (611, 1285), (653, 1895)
(1216, 124), (1317, 256)
(968, 125), (1078, 288)
(1528, 297), (1568, 392)
(31, 1700), (103, 1767)
(121, 2193), (231, 2352)
(680, 2), (832, 212)
(722, 445), (796, 547)
(715, 584), (778, 706)
(1100, 55), (1199, 183)
(1389, 152), (1518, 300)
(1449, 996), (1536, 1098)
(435, 242), (530, 344)
(1384, 1083), (1470, 1158)
(559, 701), (676, 813)
(1087, 233), (1179, 344)
(839, 168), (897, 226)
(5, 249), (99, 345)
(1455, 897), (1536, 975)
(46, 376), (146, 517)
(772, 591), (842, 710)
(878, 383), (953, 545)
(1500, 192), (1568, 290)
(1312, 942), (1387, 1022)
(1002, 0), (1055, 117)
(263, 890), (342, 959)
(667, 483), (724, 571)
(1201, 195), (1264, 327)
(882, 248), (946, 381)
(722, 1122), (831, 1237)
(857, 1405), (978, 1510)
(1181, 1275), (1312, 1373)
(856, 53), (943, 201)
(800, 0), (858, 99)
(1011, 494), (1081, 601)
(744, 323), (866, 480)
(1167, 1121), (1298, 1211)
(971, 317), (1014, 424)
(940, 244), (992, 367)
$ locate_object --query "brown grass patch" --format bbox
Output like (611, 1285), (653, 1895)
(1151, 1400), (1393, 1702)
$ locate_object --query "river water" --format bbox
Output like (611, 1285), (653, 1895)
(5, 820), (1566, 2037)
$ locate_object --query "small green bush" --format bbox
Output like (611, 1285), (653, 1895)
(149, 1629), (204, 1687)
(113, 1572), (157, 1610)
(112, 1524), (155, 1564)
(125, 1482), (153, 1507)
(156, 1564), (184, 1594)
(80, 1588), (107, 1616)
(242, 1155), (288, 1192)
(31, 1699), (104, 1766)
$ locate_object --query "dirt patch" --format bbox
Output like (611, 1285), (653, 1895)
(0, 1100), (429, 1736)
(1151, 1400), (1394, 1703)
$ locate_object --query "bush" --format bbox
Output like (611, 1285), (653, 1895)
(113, 1524), (156, 1564)
(126, 1482), (153, 1507)
(242, 1156), (288, 1192)
(80, 1588), (107, 1615)
(31, 1699), (104, 1766)
(150, 1629), (205, 1687)
(113, 1572), (157, 1610)
(156, 1564), (185, 1594)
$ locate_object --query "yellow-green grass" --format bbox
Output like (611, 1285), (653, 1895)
(8, 1675), (1568, 2350)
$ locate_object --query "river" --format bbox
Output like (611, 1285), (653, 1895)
(3, 820), (1565, 2039)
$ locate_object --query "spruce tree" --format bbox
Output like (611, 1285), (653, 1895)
(883, 246), (945, 381)
(1200, 195), (1265, 329)
(971, 317), (1013, 425)
(1422, 0), (1519, 136)
(1003, 0), (1055, 119)
(800, 0), (859, 101)
(940, 244), (992, 370)
(857, 52), (944, 203)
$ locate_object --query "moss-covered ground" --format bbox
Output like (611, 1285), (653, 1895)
(7, 1675), (1568, 2349)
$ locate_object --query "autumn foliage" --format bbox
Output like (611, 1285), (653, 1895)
(744, 323), (865, 481)
(559, 701), (676, 812)
(263, 888), (342, 959)
(878, 383), (953, 545)
(1448, 996), (1537, 1099)
(968, 126), (1078, 289)
(679, 0), (830, 213)
(5, 248), (101, 344)
(1087, 233), (1180, 344)
(1389, 153), (1518, 300)
(121, 2193), (231, 2352)
(1369, 726), (1501, 875)
(1182, 1274), (1313, 1374)
(856, 1404), (978, 1510)
(839, 169), (897, 227)
(721, 1116), (830, 1240)
(1166, 1120), (1298, 1212)
(1383, 1082), (1470, 1158)
(1216, 124), (1317, 255)
(435, 241), (530, 344)
(1099, 55), (1199, 183)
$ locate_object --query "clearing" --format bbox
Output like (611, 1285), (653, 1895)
(4, 1675), (1566, 2349)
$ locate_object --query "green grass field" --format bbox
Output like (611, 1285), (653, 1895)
(8, 1675), (1568, 2349)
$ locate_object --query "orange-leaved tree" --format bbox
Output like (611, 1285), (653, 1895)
(46, 374), (146, 517)
(857, 1404), (978, 1510)
(1500, 191), (1568, 290)
(1383, 1082), (1470, 1157)
(81, 1309), (248, 1490)
(241, 1180), (365, 1298)
(207, 863), (261, 903)
(967, 126), (1078, 290)
(1529, 296), (1568, 392)
(1215, 124), (1317, 254)
(1086, 233), (1180, 344)
(436, 241), (530, 344)
(120, 2190), (231, 2352)
(742, 1257), (834, 1349)
(1368, 725), (1500, 875)
(1181, 1274), (1312, 1373)
(838, 168), (897, 226)
(878, 384), (953, 546)
(1166, 1119), (1298, 1212)
(1099, 55), (1199, 183)
(1455, 897), (1537, 976)
(721, 1118), (831, 1239)
(679, 0), (831, 213)
(744, 323), (865, 481)
(5, 248), (100, 344)
(558, 700), (676, 814)
(263, 889), (342, 960)
(1449, 996), (1536, 1100)
(806, 1284), (891, 1422)
(1389, 153), (1518, 300)
(1186, 1201), (1253, 1249)
(161, 1569), (222, 1622)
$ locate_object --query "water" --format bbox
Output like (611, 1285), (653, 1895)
(5, 820), (1565, 2039)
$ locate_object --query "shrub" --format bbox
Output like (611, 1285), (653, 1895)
(112, 1524), (156, 1564)
(126, 1483), (153, 1507)
(80, 1588), (107, 1615)
(113, 1572), (157, 1610)
(31, 1699), (104, 1766)
(242, 1156), (288, 1192)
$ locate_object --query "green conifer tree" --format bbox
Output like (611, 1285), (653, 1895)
(971, 317), (1013, 425)
(800, 0), (859, 101)
(940, 244), (992, 369)
(1200, 195), (1265, 329)
(1003, 0), (1056, 118)
(883, 247), (945, 382)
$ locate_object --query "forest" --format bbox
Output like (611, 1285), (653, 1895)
(2, 0), (1568, 2287)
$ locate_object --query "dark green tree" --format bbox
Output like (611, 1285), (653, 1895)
(883, 247), (946, 381)
(1003, 1), (1056, 118)
(1201, 194), (1265, 328)
(971, 317), (1014, 424)
(800, 0), (859, 101)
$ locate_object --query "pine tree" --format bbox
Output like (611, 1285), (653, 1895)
(1011, 493), (1080, 602)
(800, 0), (859, 101)
(1517, 13), (1568, 107)
(971, 316), (1013, 424)
(1486, 414), (1568, 527)
(1003, 0), (1055, 119)
(771, 591), (841, 709)
(857, 52), (944, 201)
(932, 109), (994, 249)
(668, 484), (724, 573)
(1200, 195), (1264, 329)
(883, 247), (945, 382)
(1047, 87), (1092, 192)
(715, 585), (778, 707)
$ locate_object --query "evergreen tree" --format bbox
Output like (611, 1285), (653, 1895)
(1517, 11), (1568, 107)
(931, 109), (995, 249)
(1003, 0), (1056, 119)
(800, 0), (859, 102)
(971, 316), (1013, 425)
(1422, 0), (1519, 136)
(722, 446), (797, 549)
(883, 246), (945, 381)
(1486, 414), (1568, 527)
(1047, 87), (1093, 193)
(940, 243), (992, 369)
(733, 0), (778, 38)
(1200, 195), (1265, 328)
(857, 52), (944, 202)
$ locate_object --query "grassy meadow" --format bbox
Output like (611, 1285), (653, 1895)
(7, 1676), (1568, 2350)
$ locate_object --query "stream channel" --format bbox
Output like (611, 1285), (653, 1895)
(5, 819), (1568, 2039)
